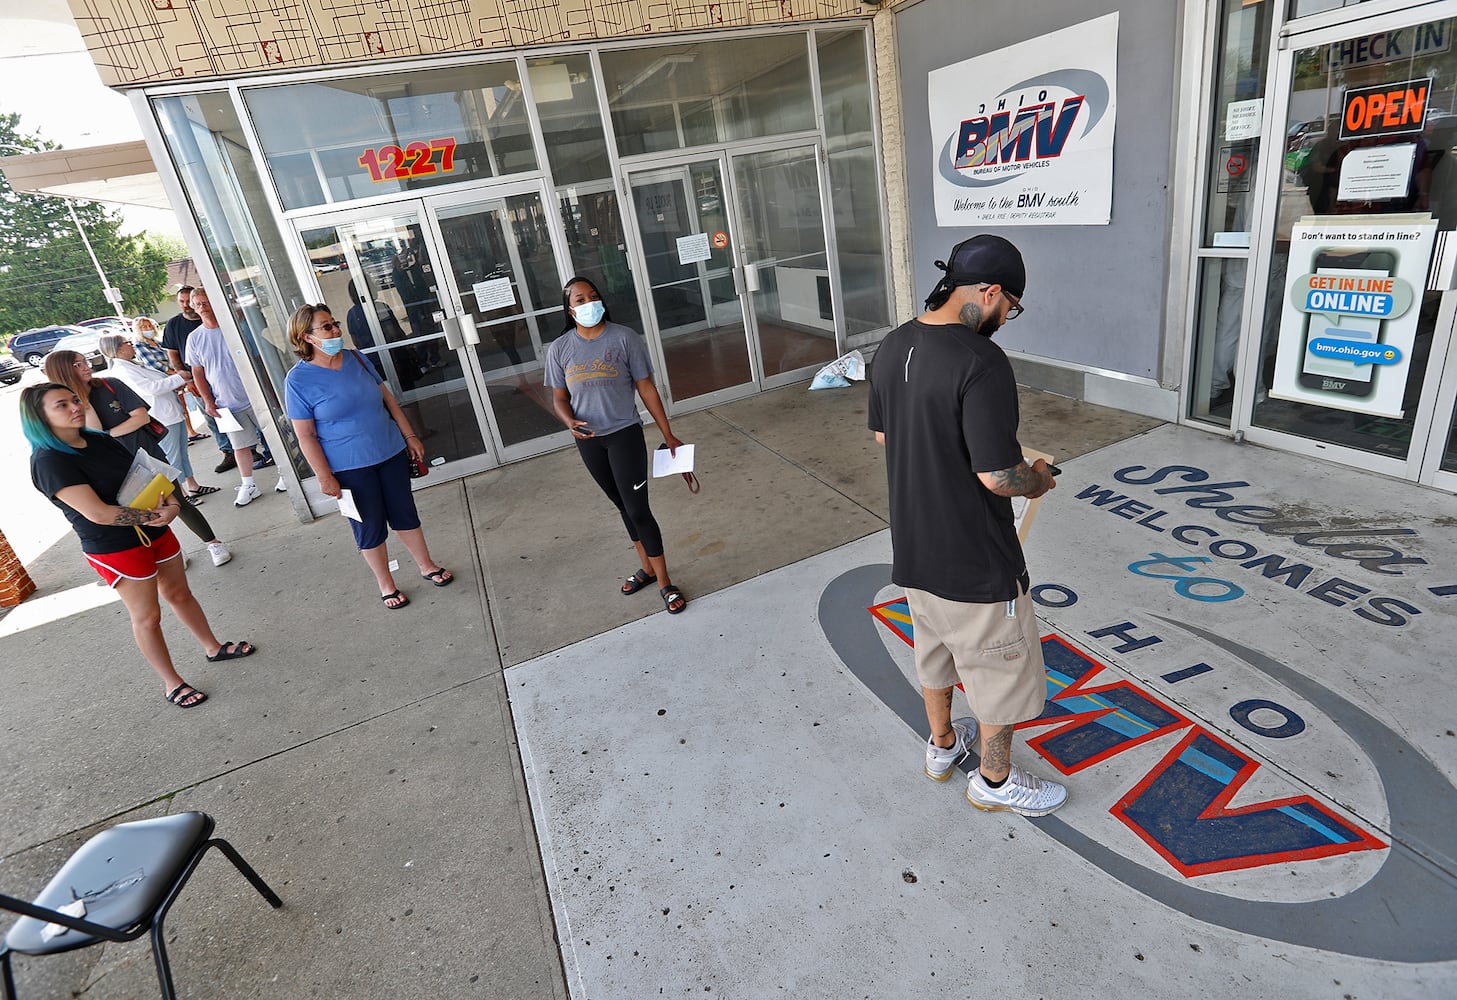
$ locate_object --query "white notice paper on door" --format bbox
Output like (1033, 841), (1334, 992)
(214, 407), (244, 433)
(472, 277), (516, 311)
(676, 233), (711, 265)
(652, 443), (695, 478)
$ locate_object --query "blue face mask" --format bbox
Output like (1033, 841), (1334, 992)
(572, 301), (605, 328)
(319, 336), (345, 356)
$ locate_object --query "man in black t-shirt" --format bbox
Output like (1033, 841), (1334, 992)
(868, 234), (1066, 817)
(162, 285), (236, 469)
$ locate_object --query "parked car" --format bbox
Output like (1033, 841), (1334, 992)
(77, 316), (131, 334)
(8, 325), (92, 366)
(50, 331), (107, 371)
(0, 354), (25, 386)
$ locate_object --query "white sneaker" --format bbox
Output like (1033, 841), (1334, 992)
(207, 541), (232, 566)
(924, 717), (978, 782)
(966, 763), (1067, 817)
(234, 483), (261, 507)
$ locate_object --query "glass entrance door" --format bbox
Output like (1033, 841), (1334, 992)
(729, 144), (841, 386)
(625, 144), (842, 407)
(626, 156), (754, 405)
(425, 185), (572, 461)
(296, 184), (574, 479)
(300, 207), (495, 477)
(1240, 7), (1457, 484)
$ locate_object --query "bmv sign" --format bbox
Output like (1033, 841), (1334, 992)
(928, 13), (1117, 227)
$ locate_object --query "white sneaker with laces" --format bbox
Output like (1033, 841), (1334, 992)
(924, 717), (978, 782)
(234, 483), (261, 507)
(208, 541), (232, 566)
(966, 762), (1068, 816)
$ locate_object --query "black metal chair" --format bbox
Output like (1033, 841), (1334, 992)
(1, 811), (282, 999)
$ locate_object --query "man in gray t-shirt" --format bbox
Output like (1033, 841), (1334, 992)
(543, 323), (653, 435)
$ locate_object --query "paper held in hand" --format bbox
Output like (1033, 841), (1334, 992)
(652, 443), (695, 478)
(1011, 448), (1054, 544)
(118, 449), (180, 509)
(336, 488), (362, 521)
(215, 407), (244, 433)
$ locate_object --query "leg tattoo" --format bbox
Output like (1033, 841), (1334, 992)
(980, 727), (1013, 779)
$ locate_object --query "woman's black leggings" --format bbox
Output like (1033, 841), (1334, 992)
(172, 479), (217, 544)
(575, 424), (664, 558)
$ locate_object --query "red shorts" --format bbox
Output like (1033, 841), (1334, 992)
(84, 529), (182, 588)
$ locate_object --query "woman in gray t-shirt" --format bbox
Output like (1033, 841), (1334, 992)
(544, 276), (687, 614)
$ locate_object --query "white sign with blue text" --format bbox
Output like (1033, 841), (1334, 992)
(927, 12), (1118, 227)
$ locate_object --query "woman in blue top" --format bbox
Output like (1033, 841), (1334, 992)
(545, 276), (686, 614)
(284, 305), (453, 610)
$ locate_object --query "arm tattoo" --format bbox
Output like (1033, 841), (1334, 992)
(980, 727), (1014, 776)
(110, 507), (159, 526)
(986, 461), (1045, 497)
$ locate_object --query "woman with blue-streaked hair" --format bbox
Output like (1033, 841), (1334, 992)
(21, 383), (255, 709)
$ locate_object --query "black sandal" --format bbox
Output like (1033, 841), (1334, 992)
(206, 640), (256, 662)
(381, 590), (410, 610)
(659, 585), (687, 615)
(622, 569), (657, 595)
(165, 683), (207, 708)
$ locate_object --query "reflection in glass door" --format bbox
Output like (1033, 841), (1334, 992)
(300, 211), (491, 475)
(730, 145), (840, 384)
(627, 158), (754, 404)
(431, 189), (569, 457)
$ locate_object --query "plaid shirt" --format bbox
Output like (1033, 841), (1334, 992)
(133, 338), (171, 374)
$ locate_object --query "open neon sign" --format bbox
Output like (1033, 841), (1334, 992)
(357, 137), (458, 183)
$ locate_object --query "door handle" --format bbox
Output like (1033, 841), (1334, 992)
(440, 314), (463, 351)
(462, 315), (481, 347)
(733, 266), (745, 295)
(744, 262), (761, 293)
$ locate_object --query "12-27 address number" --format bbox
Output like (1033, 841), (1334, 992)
(358, 137), (458, 183)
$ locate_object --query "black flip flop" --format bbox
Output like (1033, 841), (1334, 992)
(420, 568), (453, 587)
(382, 590), (410, 610)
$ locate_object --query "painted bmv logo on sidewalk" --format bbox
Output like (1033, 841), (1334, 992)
(869, 600), (1385, 877)
(927, 12), (1118, 226)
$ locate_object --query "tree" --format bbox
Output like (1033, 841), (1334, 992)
(0, 113), (171, 336)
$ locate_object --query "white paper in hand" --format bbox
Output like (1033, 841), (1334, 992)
(652, 443), (695, 478)
(214, 407), (244, 433)
(337, 488), (362, 521)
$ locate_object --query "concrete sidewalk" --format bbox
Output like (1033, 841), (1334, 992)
(14, 378), (1447, 999)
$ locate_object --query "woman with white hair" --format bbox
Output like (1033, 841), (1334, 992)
(97, 332), (220, 501)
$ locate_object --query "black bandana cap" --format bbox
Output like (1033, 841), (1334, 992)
(932, 234), (1026, 299)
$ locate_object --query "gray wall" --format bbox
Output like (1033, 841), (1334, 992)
(895, 0), (1180, 379)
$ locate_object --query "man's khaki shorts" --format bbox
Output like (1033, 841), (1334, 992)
(904, 587), (1047, 726)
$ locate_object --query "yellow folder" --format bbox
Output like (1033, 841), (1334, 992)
(125, 473), (175, 511)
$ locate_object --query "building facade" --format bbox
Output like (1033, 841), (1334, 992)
(66, 0), (1457, 519)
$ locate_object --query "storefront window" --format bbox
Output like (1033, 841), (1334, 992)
(817, 28), (890, 342)
(152, 92), (305, 472)
(1289, 0), (1375, 18)
(600, 35), (815, 156)
(530, 52), (643, 333)
(243, 64), (537, 211)
(1252, 15), (1454, 460)
(1188, 0), (1273, 424)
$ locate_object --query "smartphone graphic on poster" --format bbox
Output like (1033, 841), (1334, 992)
(1298, 249), (1396, 397)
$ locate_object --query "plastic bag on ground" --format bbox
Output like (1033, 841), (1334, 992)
(809, 350), (866, 390)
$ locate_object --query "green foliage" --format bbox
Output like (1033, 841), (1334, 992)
(0, 112), (172, 336)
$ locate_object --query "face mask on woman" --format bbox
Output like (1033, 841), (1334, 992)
(572, 301), (605, 328)
(318, 336), (345, 356)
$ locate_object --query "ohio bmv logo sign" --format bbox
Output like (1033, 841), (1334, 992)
(928, 12), (1118, 227)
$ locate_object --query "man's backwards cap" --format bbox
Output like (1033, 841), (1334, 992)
(930, 234), (1026, 301)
